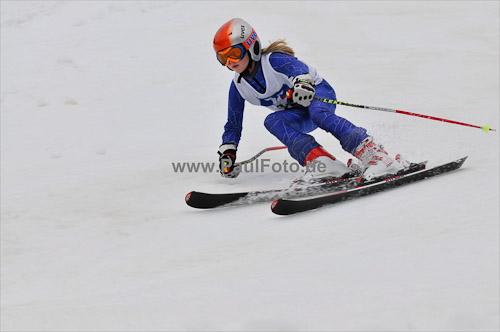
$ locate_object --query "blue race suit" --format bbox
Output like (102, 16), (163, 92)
(222, 52), (368, 165)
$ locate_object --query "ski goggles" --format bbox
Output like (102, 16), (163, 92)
(216, 44), (246, 66)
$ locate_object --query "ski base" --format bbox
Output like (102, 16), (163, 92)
(271, 157), (467, 215)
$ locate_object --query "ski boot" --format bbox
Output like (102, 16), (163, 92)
(354, 137), (405, 181)
(292, 146), (354, 189)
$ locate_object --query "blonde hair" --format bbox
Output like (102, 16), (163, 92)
(262, 39), (295, 56)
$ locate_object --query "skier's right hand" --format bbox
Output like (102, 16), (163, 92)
(218, 143), (240, 178)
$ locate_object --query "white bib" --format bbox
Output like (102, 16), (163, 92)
(233, 53), (323, 111)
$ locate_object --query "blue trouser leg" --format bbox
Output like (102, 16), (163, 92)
(264, 109), (320, 165)
(264, 80), (368, 165)
(309, 81), (368, 154)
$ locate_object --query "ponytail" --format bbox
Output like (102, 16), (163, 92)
(262, 39), (295, 56)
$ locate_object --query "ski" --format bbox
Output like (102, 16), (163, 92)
(185, 177), (354, 209)
(186, 188), (283, 209)
(185, 161), (427, 209)
(270, 157), (467, 215)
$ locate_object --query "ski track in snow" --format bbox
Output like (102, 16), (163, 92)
(1, 1), (499, 331)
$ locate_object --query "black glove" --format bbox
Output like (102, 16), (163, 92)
(218, 143), (240, 178)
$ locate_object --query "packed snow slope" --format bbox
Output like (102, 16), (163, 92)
(1, 1), (499, 331)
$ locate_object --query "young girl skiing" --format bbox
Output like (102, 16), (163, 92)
(214, 18), (405, 181)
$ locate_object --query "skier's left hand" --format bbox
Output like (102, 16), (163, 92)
(288, 74), (315, 107)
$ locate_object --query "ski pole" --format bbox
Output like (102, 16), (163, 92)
(313, 97), (496, 132)
(235, 146), (287, 167)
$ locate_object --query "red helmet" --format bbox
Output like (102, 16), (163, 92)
(213, 18), (262, 63)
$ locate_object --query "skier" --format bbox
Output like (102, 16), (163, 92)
(214, 18), (406, 181)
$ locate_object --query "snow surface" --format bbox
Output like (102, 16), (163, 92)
(1, 1), (499, 331)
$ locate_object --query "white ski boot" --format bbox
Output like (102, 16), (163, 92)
(354, 137), (405, 180)
(299, 146), (352, 184)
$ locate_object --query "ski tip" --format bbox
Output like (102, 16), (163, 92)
(271, 199), (286, 215)
(271, 199), (292, 216)
(271, 199), (279, 211)
(185, 191), (194, 204)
